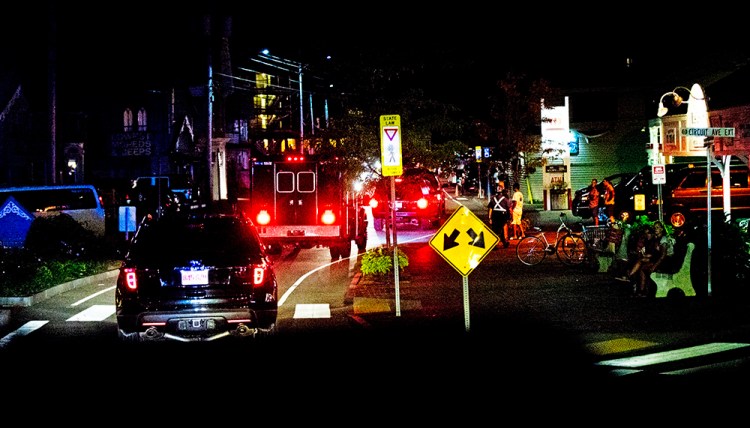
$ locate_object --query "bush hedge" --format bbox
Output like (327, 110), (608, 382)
(0, 213), (121, 297)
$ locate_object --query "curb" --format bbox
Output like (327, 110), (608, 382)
(0, 269), (119, 328)
(343, 271), (363, 305)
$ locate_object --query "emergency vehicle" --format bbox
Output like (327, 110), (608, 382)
(233, 153), (368, 261)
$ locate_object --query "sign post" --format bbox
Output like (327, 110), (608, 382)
(429, 206), (499, 331)
(380, 115), (403, 313)
(652, 164), (666, 223)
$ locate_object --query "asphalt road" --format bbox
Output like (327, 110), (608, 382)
(346, 192), (750, 394)
(3, 191), (750, 409)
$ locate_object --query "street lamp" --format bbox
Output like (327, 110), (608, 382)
(656, 83), (713, 296)
(656, 86), (695, 118)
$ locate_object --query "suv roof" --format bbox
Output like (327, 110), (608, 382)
(403, 167), (442, 191)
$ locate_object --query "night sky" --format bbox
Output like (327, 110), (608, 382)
(3, 3), (750, 111)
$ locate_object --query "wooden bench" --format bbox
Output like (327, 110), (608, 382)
(651, 242), (696, 298)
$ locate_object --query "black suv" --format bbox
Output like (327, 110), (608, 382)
(115, 212), (278, 342)
(367, 176), (446, 231)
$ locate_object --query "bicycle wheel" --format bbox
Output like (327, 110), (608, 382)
(556, 233), (587, 266)
(516, 236), (547, 266)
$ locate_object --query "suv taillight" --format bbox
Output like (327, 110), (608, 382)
(417, 198), (429, 209)
(239, 262), (270, 287)
(122, 268), (138, 291)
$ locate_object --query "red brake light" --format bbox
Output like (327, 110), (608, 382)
(253, 266), (265, 285)
(369, 199), (379, 209)
(417, 198), (429, 209)
(123, 268), (137, 290)
(238, 262), (270, 287)
(321, 209), (336, 225)
(256, 210), (271, 225)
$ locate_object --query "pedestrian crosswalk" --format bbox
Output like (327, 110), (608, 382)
(0, 303), (333, 348)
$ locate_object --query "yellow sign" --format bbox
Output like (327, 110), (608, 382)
(380, 115), (403, 177)
(634, 194), (645, 211)
(429, 206), (499, 277)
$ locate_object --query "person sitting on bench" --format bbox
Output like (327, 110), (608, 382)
(627, 221), (675, 297)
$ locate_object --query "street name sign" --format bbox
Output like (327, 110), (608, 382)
(681, 127), (736, 138)
(429, 206), (499, 277)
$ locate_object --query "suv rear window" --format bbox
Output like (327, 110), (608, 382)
(128, 215), (264, 265)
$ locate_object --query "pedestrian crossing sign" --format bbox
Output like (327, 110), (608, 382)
(380, 115), (402, 177)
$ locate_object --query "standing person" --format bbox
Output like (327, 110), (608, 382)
(613, 211), (634, 282)
(487, 188), (510, 248)
(510, 183), (525, 240)
(588, 178), (600, 226)
(602, 178), (616, 223)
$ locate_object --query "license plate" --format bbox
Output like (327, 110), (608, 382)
(177, 318), (215, 331)
(181, 269), (208, 285)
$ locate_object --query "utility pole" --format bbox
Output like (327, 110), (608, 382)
(48, 5), (57, 184)
(205, 15), (215, 201)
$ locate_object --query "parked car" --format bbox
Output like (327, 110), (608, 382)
(367, 175), (446, 231)
(571, 172), (635, 220)
(616, 163), (699, 224)
(664, 164), (750, 228)
(115, 212), (278, 342)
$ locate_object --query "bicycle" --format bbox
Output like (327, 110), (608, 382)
(516, 212), (587, 266)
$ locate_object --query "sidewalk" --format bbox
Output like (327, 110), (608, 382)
(449, 193), (581, 231)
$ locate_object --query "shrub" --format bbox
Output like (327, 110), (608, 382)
(360, 245), (409, 277)
(24, 213), (118, 260)
(0, 213), (121, 297)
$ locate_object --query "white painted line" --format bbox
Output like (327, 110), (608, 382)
(596, 342), (750, 368)
(293, 304), (331, 319)
(0, 320), (49, 349)
(66, 305), (116, 322)
(70, 286), (115, 307)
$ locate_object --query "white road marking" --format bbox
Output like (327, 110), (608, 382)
(66, 304), (116, 321)
(293, 303), (331, 319)
(70, 286), (115, 307)
(596, 342), (750, 368)
(0, 320), (48, 349)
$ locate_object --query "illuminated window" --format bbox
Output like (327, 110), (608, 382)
(137, 108), (147, 131)
(123, 108), (133, 132)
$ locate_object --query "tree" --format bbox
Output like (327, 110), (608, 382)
(477, 72), (560, 187)
(316, 48), (473, 183)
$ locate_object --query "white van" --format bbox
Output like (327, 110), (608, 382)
(0, 184), (106, 236)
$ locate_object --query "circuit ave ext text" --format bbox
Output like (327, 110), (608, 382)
(681, 127), (736, 138)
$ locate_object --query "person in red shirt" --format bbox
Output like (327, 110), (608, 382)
(588, 178), (600, 226)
